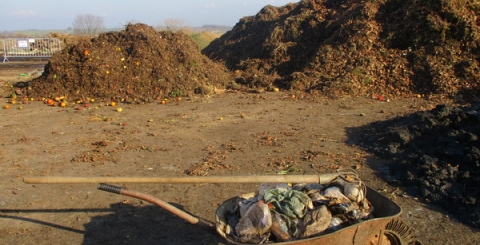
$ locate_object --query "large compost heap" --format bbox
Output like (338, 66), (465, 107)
(203, 0), (480, 227)
(203, 0), (480, 101)
(27, 23), (233, 103)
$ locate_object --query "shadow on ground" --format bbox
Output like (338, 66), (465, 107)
(82, 202), (223, 245)
(0, 203), (223, 245)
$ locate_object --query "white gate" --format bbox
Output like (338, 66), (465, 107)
(2, 38), (62, 62)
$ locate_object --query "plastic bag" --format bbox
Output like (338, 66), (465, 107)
(297, 205), (332, 239)
(235, 200), (272, 243)
(270, 210), (293, 242)
(264, 189), (313, 219)
(259, 183), (291, 196)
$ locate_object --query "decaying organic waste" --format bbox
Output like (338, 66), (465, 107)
(204, 0), (480, 101)
(27, 23), (233, 103)
(221, 170), (372, 243)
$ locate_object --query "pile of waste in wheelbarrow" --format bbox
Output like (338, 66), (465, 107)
(217, 170), (373, 243)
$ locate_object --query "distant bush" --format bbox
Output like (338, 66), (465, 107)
(72, 14), (105, 36)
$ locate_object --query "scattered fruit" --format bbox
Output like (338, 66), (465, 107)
(110, 101), (116, 106)
(90, 98), (95, 103)
(3, 105), (10, 109)
(116, 107), (123, 112)
(273, 87), (280, 92)
(59, 101), (67, 107)
(54, 96), (64, 102)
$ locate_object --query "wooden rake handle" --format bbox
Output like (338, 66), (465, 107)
(23, 174), (341, 184)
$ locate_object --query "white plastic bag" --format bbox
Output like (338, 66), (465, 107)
(235, 200), (272, 237)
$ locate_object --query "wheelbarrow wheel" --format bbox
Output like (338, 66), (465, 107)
(383, 218), (423, 245)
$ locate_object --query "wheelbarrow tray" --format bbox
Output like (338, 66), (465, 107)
(215, 185), (401, 245)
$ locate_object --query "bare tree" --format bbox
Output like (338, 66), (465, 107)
(163, 18), (185, 31)
(72, 14), (105, 36)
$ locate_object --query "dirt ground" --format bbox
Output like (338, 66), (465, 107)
(0, 61), (479, 245)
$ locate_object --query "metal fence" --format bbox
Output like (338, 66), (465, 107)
(2, 38), (62, 62)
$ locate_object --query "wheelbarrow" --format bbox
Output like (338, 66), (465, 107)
(24, 173), (423, 245)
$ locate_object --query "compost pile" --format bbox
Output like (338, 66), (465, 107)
(203, 0), (480, 101)
(351, 102), (480, 227)
(27, 23), (233, 103)
(218, 170), (372, 243)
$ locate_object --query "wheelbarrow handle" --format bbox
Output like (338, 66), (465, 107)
(23, 174), (341, 184)
(98, 183), (216, 233)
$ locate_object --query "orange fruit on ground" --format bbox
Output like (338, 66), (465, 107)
(110, 101), (116, 106)
(59, 102), (67, 107)
(3, 105), (10, 109)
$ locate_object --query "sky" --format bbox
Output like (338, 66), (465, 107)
(1, 0), (296, 31)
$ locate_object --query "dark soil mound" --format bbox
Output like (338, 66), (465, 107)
(204, 0), (480, 101)
(27, 23), (233, 103)
(349, 103), (480, 227)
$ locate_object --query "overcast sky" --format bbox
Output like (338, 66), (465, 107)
(1, 0), (296, 31)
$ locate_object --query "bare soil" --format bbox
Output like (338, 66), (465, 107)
(1, 61), (479, 245)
